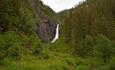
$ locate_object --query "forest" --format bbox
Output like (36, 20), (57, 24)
(0, 0), (115, 70)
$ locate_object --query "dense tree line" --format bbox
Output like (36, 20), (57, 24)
(62, 0), (115, 45)
(59, 0), (115, 69)
(0, 0), (115, 70)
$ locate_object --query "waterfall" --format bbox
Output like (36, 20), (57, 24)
(51, 24), (59, 43)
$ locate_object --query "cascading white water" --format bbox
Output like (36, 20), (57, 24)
(51, 24), (59, 43)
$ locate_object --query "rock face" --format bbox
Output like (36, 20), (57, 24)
(28, 0), (58, 43)
(36, 18), (57, 43)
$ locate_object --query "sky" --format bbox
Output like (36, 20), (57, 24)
(41, 0), (85, 12)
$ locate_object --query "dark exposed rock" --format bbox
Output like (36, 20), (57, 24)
(36, 18), (57, 43)
(28, 0), (58, 43)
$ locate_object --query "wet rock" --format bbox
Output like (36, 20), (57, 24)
(36, 18), (57, 43)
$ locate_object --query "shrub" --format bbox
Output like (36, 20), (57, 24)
(76, 35), (94, 57)
(93, 35), (111, 64)
(0, 31), (22, 60)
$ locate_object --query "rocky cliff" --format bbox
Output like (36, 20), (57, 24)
(28, 0), (59, 42)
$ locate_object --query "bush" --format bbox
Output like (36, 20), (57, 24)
(19, 7), (35, 35)
(76, 35), (94, 57)
(0, 31), (22, 60)
(93, 35), (111, 64)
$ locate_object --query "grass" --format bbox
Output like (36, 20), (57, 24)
(0, 39), (77, 70)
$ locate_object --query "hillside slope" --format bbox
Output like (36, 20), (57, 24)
(60, 0), (115, 45)
(0, 0), (115, 70)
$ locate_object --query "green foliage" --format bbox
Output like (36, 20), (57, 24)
(76, 35), (94, 57)
(0, 0), (20, 32)
(0, 38), (77, 70)
(0, 53), (76, 70)
(74, 35), (115, 70)
(93, 35), (111, 64)
(108, 56), (115, 70)
(62, 0), (115, 46)
(0, 31), (21, 60)
(0, 0), (115, 70)
(20, 7), (35, 35)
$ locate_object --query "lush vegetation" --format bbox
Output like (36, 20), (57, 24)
(0, 0), (115, 70)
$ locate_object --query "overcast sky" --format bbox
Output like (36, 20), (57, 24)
(41, 0), (85, 12)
